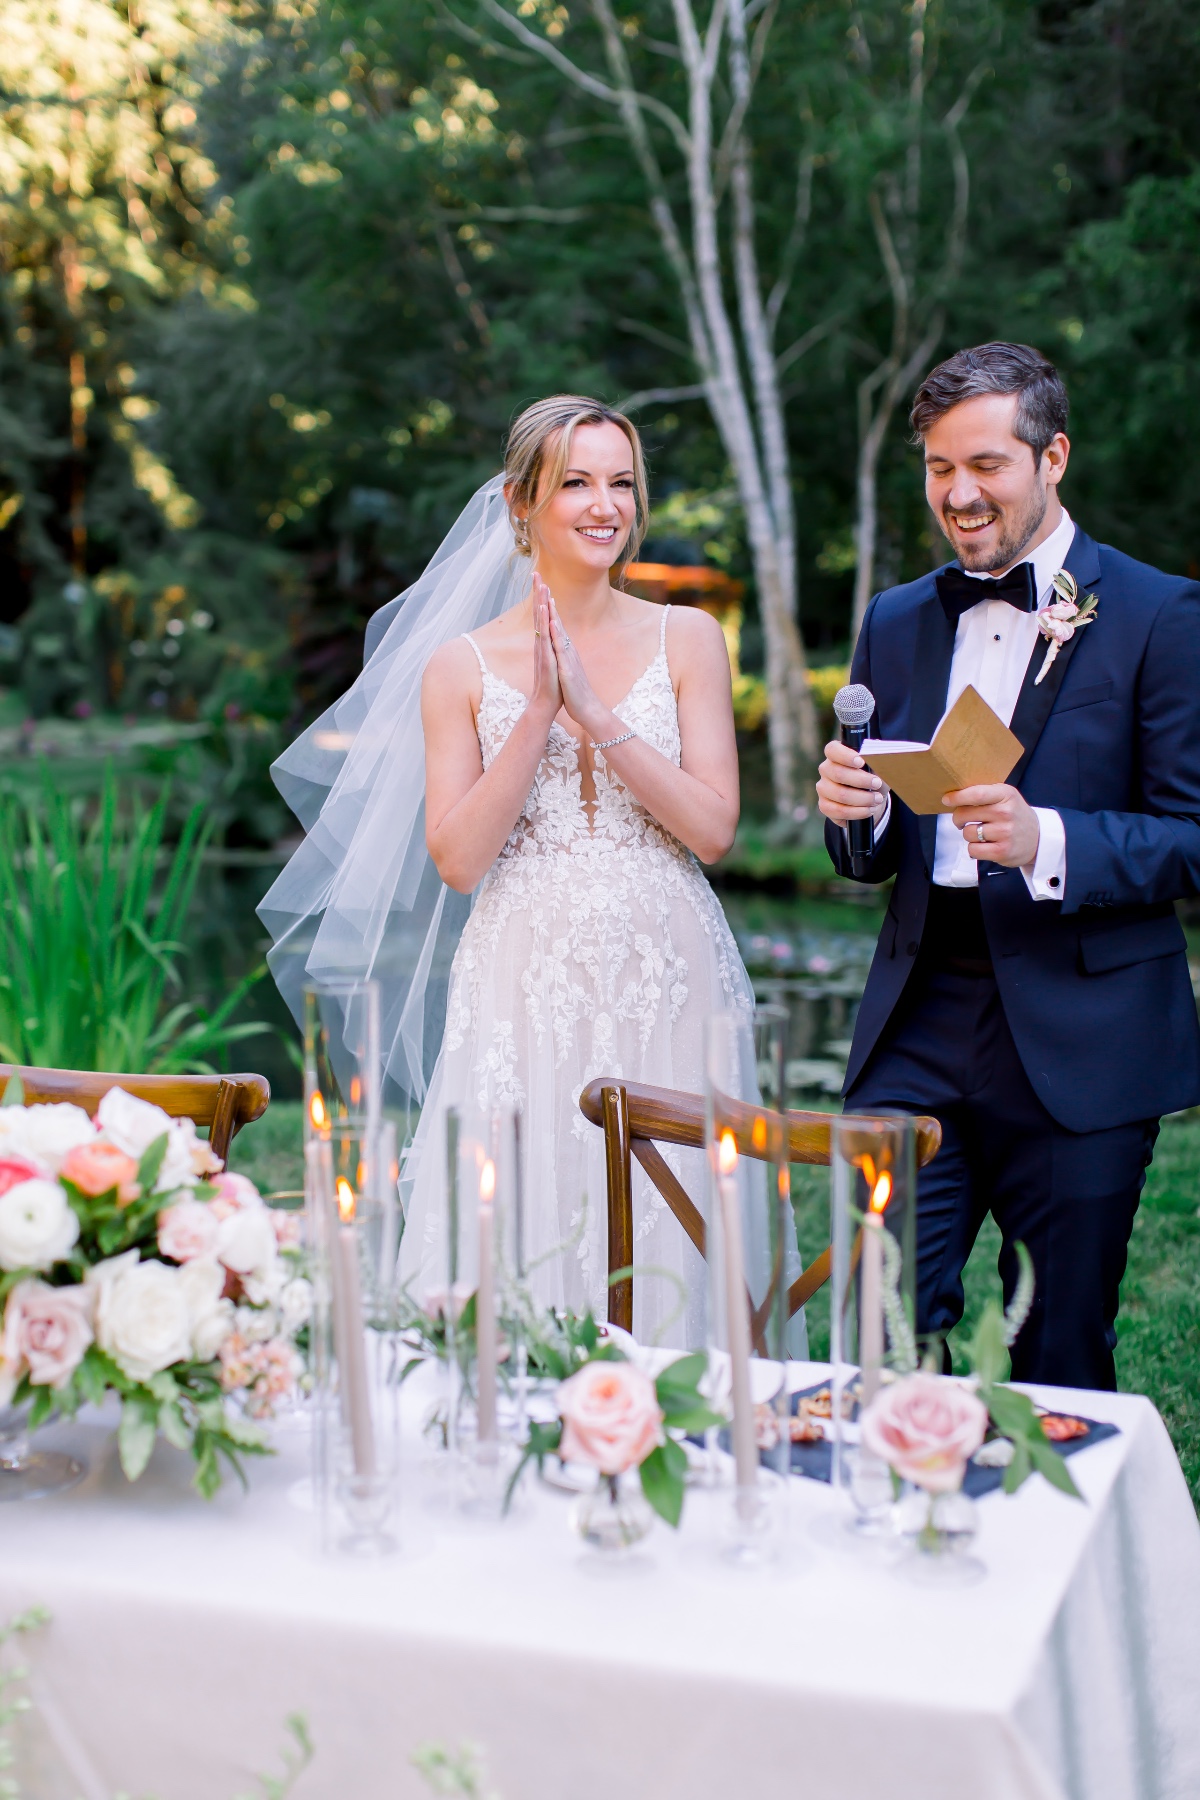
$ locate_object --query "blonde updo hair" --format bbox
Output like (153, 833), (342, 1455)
(503, 394), (649, 578)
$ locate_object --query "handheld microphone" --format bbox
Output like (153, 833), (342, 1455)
(832, 683), (877, 878)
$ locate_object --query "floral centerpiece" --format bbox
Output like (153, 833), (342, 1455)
(0, 1080), (310, 1495)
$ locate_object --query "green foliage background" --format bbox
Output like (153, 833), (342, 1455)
(3, 0), (1199, 833)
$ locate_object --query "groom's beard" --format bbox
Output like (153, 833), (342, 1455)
(942, 484), (1048, 573)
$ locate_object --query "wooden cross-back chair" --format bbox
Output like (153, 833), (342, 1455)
(0, 1065), (270, 1164)
(579, 1078), (942, 1334)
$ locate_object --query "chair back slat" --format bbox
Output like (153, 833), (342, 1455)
(0, 1065), (270, 1164)
(579, 1077), (941, 1329)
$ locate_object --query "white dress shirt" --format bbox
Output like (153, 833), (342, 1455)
(873, 508), (1075, 900)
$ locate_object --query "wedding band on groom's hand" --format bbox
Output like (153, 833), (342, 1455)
(976, 823), (986, 842)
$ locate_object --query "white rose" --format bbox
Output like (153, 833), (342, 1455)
(95, 1089), (197, 1194)
(0, 1180), (81, 1272)
(178, 1259), (236, 1361)
(87, 1252), (193, 1382)
(216, 1207), (278, 1281)
(0, 1104), (96, 1176)
(278, 1277), (313, 1336)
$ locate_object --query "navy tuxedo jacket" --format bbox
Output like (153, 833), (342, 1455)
(826, 528), (1200, 1132)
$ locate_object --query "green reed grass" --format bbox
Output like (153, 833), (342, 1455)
(0, 773), (269, 1073)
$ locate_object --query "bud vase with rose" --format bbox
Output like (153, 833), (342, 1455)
(507, 1340), (721, 1552)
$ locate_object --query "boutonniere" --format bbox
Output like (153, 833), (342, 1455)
(1034, 570), (1099, 685)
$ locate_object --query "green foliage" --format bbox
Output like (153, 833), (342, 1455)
(0, 772), (271, 1072)
(961, 1243), (1082, 1503)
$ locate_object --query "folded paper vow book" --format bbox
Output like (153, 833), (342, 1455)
(861, 684), (1024, 815)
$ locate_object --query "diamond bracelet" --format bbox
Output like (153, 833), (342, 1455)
(592, 730), (636, 751)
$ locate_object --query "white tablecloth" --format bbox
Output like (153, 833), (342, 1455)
(2, 1369), (1199, 1800)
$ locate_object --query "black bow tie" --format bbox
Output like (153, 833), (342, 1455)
(935, 561), (1038, 623)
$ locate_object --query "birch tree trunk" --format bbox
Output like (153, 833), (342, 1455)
(480, 0), (820, 821)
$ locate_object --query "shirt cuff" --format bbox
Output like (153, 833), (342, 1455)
(841, 795), (892, 844)
(1021, 807), (1066, 900)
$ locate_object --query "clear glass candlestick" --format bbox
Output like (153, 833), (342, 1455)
(303, 978), (382, 1138)
(830, 1113), (917, 1539)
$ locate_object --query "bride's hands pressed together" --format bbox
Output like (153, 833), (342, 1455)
(528, 576), (563, 726)
(544, 588), (610, 741)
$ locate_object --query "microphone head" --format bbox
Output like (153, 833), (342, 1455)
(832, 683), (875, 728)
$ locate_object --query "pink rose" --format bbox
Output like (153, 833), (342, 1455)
(270, 1208), (301, 1249)
(558, 1360), (663, 1476)
(859, 1372), (988, 1494)
(210, 1172), (262, 1221)
(1, 1279), (93, 1393)
(60, 1141), (139, 1200)
(1044, 598), (1077, 621)
(157, 1199), (220, 1263)
(1041, 615), (1074, 643)
(0, 1157), (43, 1198)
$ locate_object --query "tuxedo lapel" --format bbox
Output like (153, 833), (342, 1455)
(1008, 529), (1103, 789)
(908, 581), (957, 869)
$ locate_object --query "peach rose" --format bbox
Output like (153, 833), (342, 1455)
(60, 1141), (139, 1199)
(859, 1372), (989, 1495)
(1, 1279), (93, 1392)
(558, 1360), (663, 1477)
(157, 1199), (220, 1264)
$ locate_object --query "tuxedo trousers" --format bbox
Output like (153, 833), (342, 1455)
(845, 951), (1159, 1391)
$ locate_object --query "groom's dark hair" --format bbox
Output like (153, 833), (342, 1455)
(910, 342), (1069, 462)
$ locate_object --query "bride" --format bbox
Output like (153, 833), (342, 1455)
(260, 393), (759, 1341)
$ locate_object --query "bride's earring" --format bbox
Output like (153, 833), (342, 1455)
(514, 516), (531, 555)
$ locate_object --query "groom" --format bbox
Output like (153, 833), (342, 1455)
(818, 341), (1200, 1390)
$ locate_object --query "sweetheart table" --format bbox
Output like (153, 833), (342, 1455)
(2, 1367), (1199, 1800)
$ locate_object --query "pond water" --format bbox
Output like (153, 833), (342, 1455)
(202, 860), (885, 1109)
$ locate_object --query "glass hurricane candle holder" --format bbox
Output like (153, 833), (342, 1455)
(704, 1009), (792, 1565)
(303, 978), (381, 1138)
(442, 1104), (525, 1516)
(306, 1111), (399, 1555)
(829, 1113), (917, 1539)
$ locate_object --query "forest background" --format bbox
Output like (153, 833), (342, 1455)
(3, 0), (1199, 847)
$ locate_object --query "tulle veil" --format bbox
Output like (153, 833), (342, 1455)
(257, 474), (529, 1106)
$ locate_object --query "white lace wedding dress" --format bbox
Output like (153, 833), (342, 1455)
(398, 605), (756, 1345)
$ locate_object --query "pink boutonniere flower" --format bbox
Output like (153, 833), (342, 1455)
(1035, 570), (1099, 685)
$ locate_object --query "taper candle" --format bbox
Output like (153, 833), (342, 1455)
(717, 1129), (758, 1502)
(475, 1155), (498, 1447)
(335, 1178), (377, 1477)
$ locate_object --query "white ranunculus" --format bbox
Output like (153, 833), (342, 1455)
(87, 1252), (193, 1382)
(0, 1179), (81, 1272)
(178, 1258), (236, 1362)
(94, 1088), (197, 1194)
(0, 1103), (96, 1176)
(234, 1302), (277, 1345)
(277, 1277), (313, 1336)
(216, 1206), (278, 1281)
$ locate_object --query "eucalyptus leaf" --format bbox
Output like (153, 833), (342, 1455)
(118, 1398), (158, 1481)
(137, 1131), (170, 1195)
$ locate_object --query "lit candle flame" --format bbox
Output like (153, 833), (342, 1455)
(751, 1114), (767, 1154)
(309, 1090), (327, 1131)
(479, 1157), (496, 1204)
(777, 1165), (791, 1202)
(718, 1128), (738, 1176)
(336, 1176), (355, 1223)
(870, 1171), (892, 1214)
(350, 1076), (362, 1107)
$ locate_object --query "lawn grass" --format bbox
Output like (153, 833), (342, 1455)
(232, 1102), (1200, 1505)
